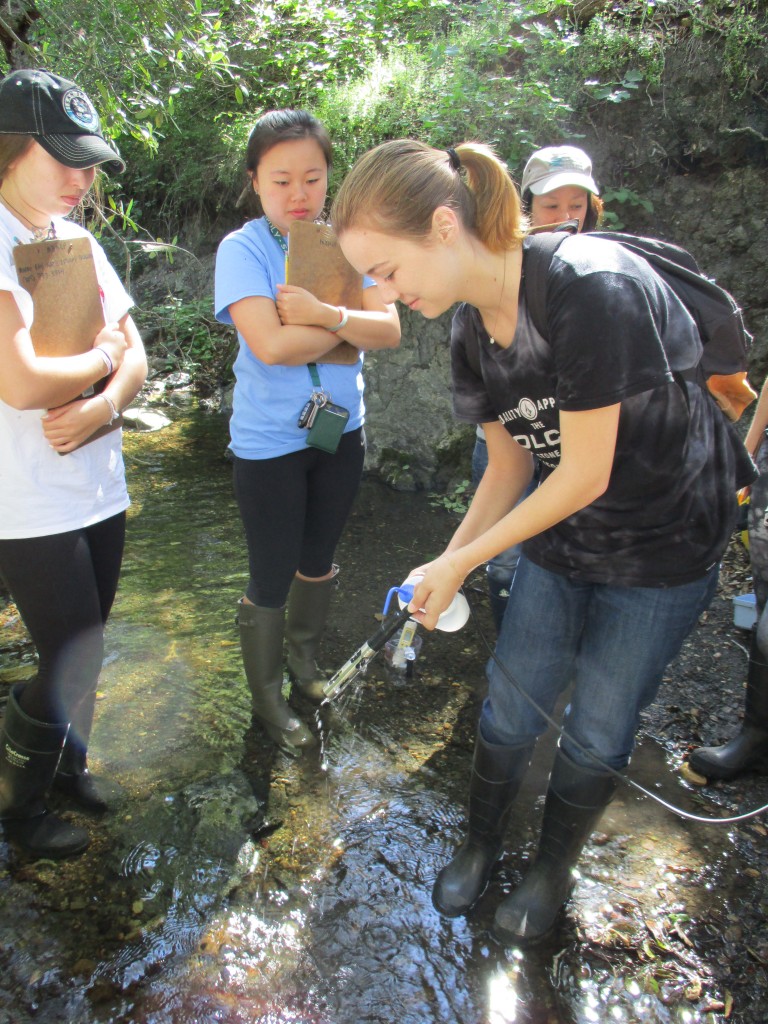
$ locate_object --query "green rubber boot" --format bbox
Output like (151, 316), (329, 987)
(689, 630), (768, 780)
(285, 568), (338, 703)
(432, 728), (535, 917)
(53, 740), (120, 815)
(237, 599), (316, 752)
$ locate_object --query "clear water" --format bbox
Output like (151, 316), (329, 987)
(0, 400), (763, 1023)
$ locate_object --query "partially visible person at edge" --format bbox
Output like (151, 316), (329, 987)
(331, 139), (753, 945)
(214, 110), (400, 754)
(473, 144), (604, 633)
(0, 70), (148, 859)
(689, 374), (768, 781)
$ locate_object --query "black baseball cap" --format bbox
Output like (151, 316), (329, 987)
(0, 69), (125, 174)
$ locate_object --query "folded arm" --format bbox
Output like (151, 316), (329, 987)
(41, 314), (148, 453)
(231, 284), (400, 366)
(276, 283), (400, 351)
(0, 290), (129, 411)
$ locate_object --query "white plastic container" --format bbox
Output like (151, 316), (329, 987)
(397, 574), (470, 632)
(733, 592), (757, 630)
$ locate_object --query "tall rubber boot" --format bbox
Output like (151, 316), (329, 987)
(689, 630), (768, 780)
(285, 568), (338, 703)
(53, 740), (114, 815)
(237, 599), (316, 751)
(51, 682), (116, 814)
(0, 685), (90, 858)
(492, 748), (617, 945)
(432, 729), (535, 917)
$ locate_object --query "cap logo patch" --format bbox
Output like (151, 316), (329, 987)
(62, 88), (99, 132)
(549, 155), (578, 170)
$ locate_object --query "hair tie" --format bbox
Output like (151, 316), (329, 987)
(446, 148), (461, 172)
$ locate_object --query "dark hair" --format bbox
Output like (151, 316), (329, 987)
(521, 187), (604, 233)
(331, 139), (525, 253)
(0, 134), (33, 186)
(237, 109), (332, 217)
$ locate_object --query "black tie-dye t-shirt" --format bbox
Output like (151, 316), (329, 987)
(451, 233), (740, 587)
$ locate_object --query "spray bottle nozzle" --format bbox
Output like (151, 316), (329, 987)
(396, 582), (417, 604)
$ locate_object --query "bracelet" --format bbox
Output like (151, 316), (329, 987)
(94, 346), (113, 377)
(327, 307), (349, 333)
(101, 393), (120, 425)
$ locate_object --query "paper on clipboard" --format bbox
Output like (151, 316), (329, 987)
(13, 236), (105, 356)
(13, 236), (121, 450)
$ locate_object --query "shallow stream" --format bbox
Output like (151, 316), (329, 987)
(0, 398), (765, 1024)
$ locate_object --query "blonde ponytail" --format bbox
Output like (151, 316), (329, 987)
(332, 139), (524, 252)
(452, 143), (525, 251)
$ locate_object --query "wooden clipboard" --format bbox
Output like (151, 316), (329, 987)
(13, 237), (122, 450)
(13, 237), (105, 356)
(287, 221), (363, 365)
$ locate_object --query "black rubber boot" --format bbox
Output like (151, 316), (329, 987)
(492, 749), (617, 945)
(432, 729), (535, 917)
(285, 569), (338, 703)
(0, 685), (90, 859)
(53, 741), (118, 815)
(689, 630), (768, 780)
(237, 599), (316, 752)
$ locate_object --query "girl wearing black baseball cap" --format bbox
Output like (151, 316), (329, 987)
(0, 70), (147, 859)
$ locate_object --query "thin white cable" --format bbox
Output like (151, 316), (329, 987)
(466, 588), (768, 825)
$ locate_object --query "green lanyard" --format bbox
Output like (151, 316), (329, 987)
(265, 217), (288, 254)
(265, 217), (324, 389)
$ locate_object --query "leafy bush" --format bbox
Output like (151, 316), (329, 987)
(132, 296), (237, 392)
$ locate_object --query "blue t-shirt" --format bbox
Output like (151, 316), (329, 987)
(215, 217), (366, 459)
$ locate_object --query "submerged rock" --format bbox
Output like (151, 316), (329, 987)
(122, 407), (173, 432)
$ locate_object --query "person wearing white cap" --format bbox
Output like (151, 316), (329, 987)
(520, 144), (603, 233)
(0, 69), (147, 859)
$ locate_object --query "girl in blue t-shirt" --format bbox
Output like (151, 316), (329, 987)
(214, 110), (399, 753)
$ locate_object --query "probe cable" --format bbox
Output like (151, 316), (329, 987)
(464, 585), (768, 826)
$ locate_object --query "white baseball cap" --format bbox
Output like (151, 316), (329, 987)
(521, 145), (598, 196)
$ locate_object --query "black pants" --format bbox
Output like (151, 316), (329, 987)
(233, 428), (365, 607)
(0, 512), (125, 751)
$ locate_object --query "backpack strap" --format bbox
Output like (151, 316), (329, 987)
(464, 226), (576, 376)
(522, 228), (576, 340)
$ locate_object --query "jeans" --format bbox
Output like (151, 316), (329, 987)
(480, 555), (719, 770)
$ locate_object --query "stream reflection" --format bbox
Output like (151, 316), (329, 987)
(0, 400), (759, 1023)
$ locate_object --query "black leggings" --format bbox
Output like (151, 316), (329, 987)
(0, 512), (125, 748)
(233, 428), (366, 607)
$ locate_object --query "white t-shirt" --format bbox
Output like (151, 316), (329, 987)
(0, 206), (134, 539)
